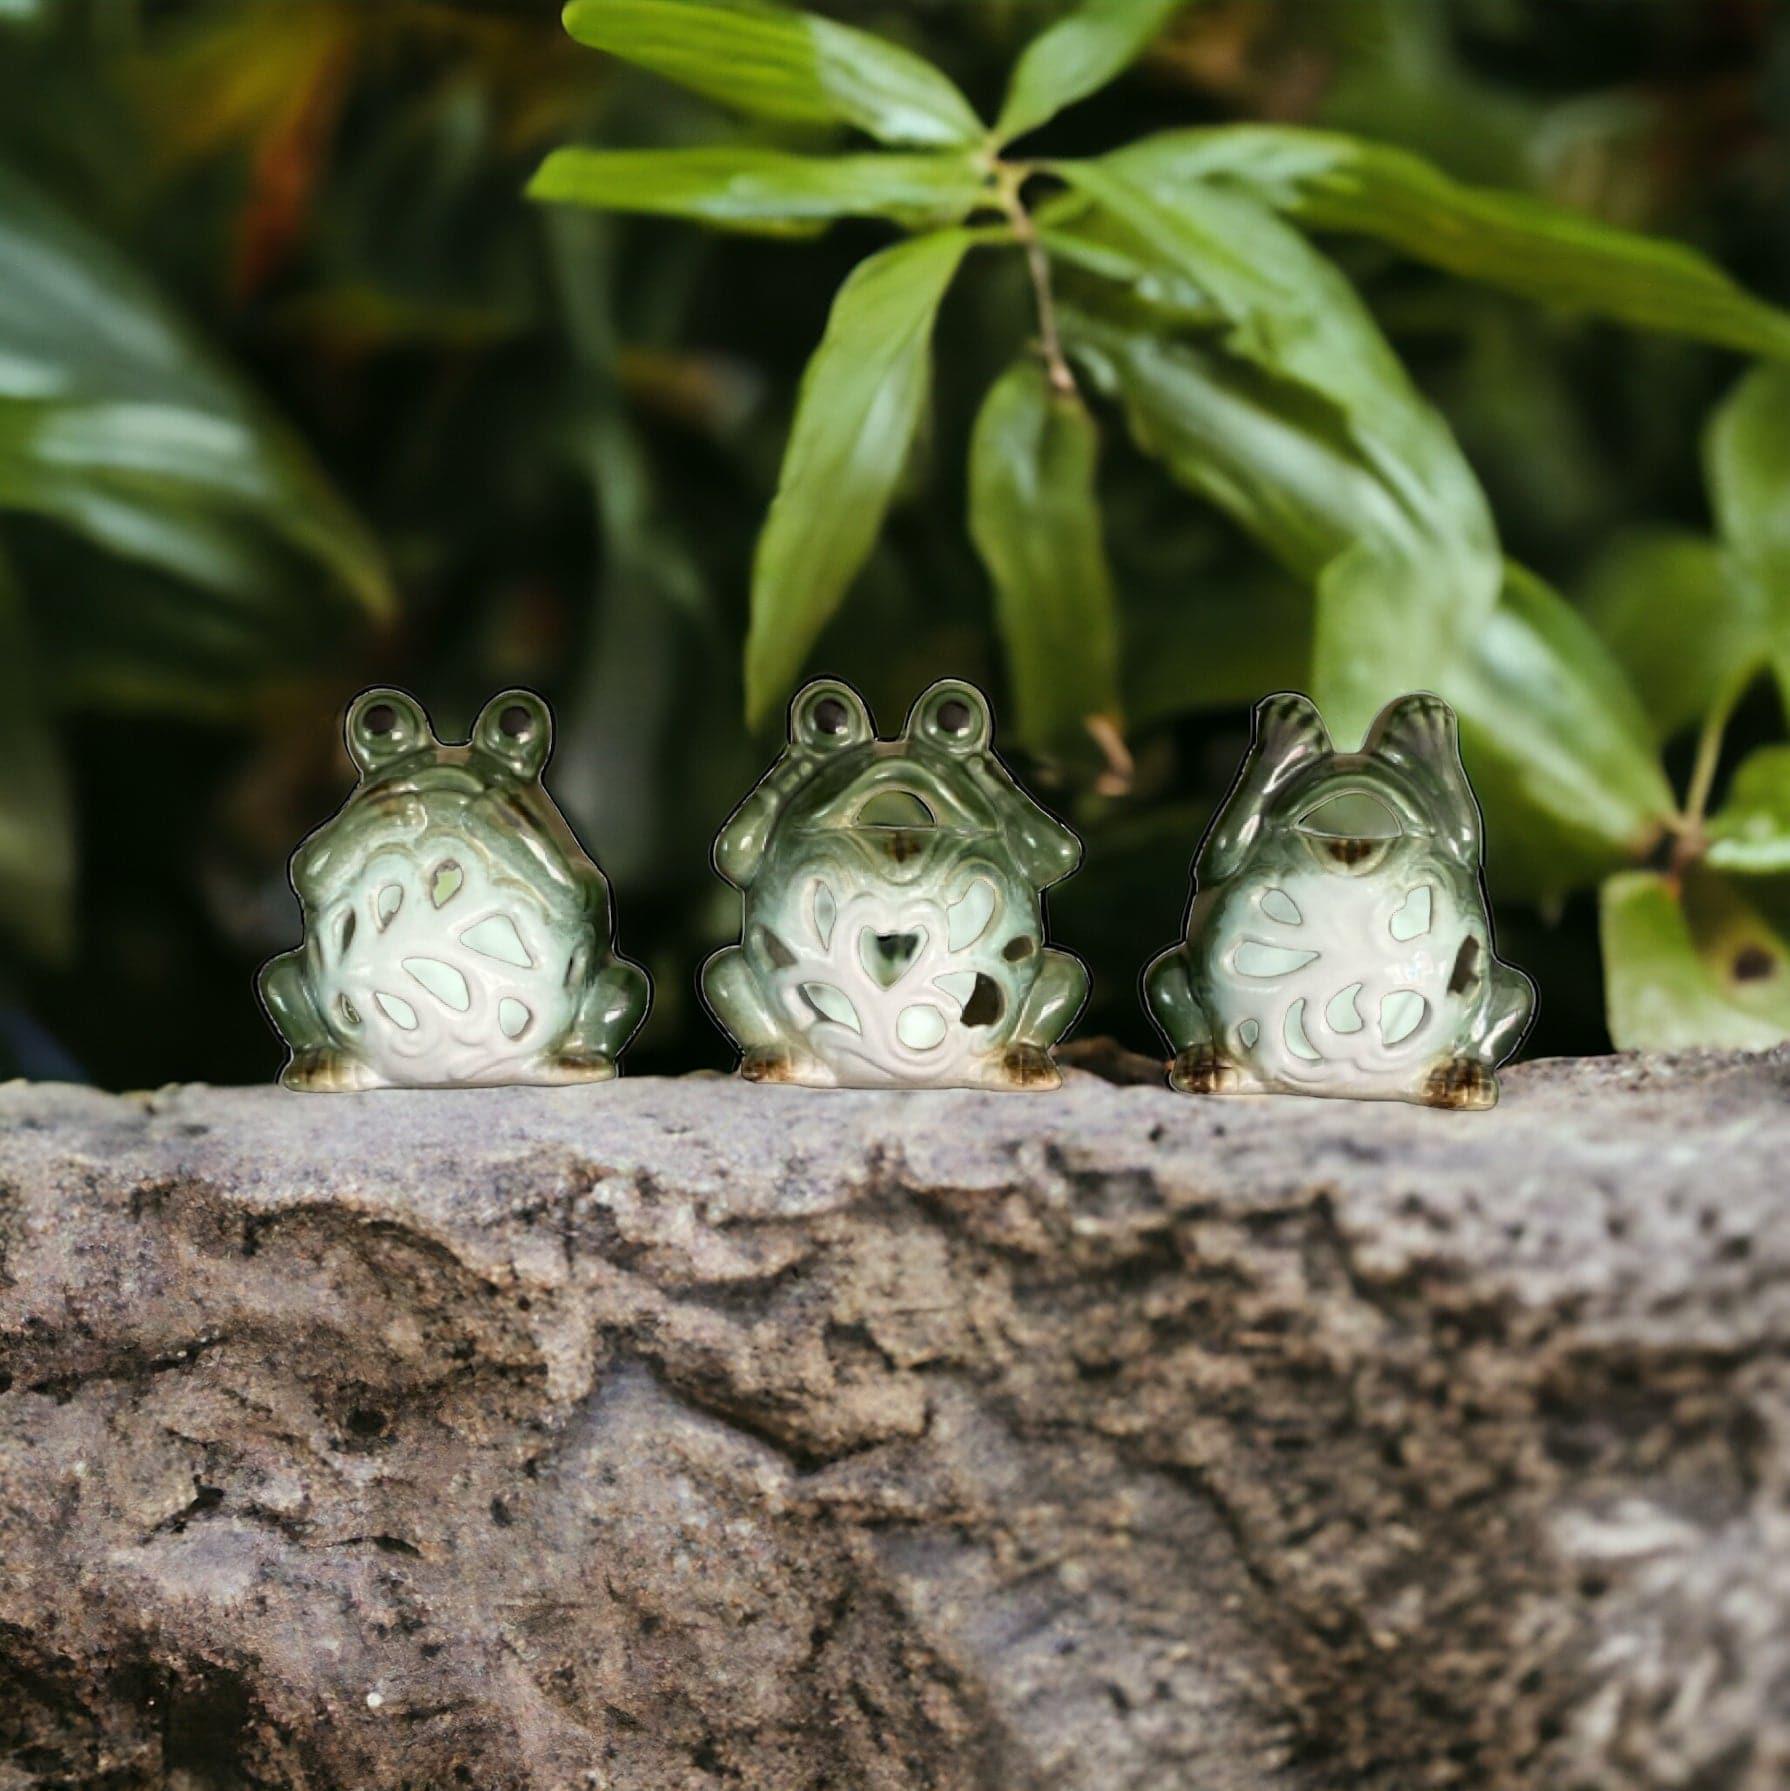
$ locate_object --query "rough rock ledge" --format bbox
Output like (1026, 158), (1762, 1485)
(1, 1047), (1787, 1791)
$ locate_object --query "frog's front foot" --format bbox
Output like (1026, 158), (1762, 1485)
(545, 1048), (619, 1084)
(1169, 1045), (1242, 1095)
(281, 1048), (383, 1094)
(1420, 1056), (1498, 1111)
(994, 1042), (1061, 1091)
(739, 1045), (830, 1087)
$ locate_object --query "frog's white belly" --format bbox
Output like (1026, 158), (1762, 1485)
(1203, 865), (1472, 1093)
(311, 835), (585, 1087)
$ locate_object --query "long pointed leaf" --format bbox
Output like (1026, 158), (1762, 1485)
(528, 145), (988, 236)
(1706, 363), (1790, 707)
(968, 358), (1122, 757)
(561, 0), (983, 148)
(995, 0), (1184, 144)
(1103, 126), (1790, 360)
(744, 229), (974, 725)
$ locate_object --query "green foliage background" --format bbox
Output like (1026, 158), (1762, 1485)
(2, 0), (1789, 1086)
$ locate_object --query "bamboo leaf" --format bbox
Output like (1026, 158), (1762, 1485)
(995, 0), (1184, 144)
(744, 228), (974, 725)
(968, 358), (1122, 757)
(528, 145), (988, 235)
(560, 0), (983, 148)
(1104, 126), (1790, 360)
(1055, 157), (1498, 740)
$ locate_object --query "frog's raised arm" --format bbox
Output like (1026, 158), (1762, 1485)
(713, 680), (873, 888)
(345, 687), (437, 778)
(471, 688), (554, 780)
(1199, 692), (1331, 882)
(906, 680), (1081, 888)
(1361, 692), (1481, 866)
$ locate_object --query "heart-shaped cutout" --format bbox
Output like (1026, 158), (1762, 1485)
(859, 927), (924, 990)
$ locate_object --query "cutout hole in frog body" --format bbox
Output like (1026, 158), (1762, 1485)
(710, 679), (1084, 1089)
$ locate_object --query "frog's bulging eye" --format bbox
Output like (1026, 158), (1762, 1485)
(346, 688), (433, 774)
(499, 704), (533, 741)
(911, 682), (992, 753)
(793, 681), (870, 750)
(364, 703), (397, 737)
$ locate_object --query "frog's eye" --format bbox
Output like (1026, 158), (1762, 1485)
(909, 680), (992, 755)
(473, 688), (553, 776)
(791, 680), (872, 752)
(345, 688), (433, 775)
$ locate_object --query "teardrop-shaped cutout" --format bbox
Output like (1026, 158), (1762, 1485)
(1233, 941), (1319, 979)
(1283, 998), (1320, 1062)
(1236, 1017), (1260, 1052)
(376, 885), (403, 929)
(947, 880), (996, 951)
(498, 998), (532, 1040)
(403, 957), (470, 1012)
(800, 983), (860, 1033)
(462, 913), (532, 968)
(810, 880), (837, 950)
(859, 927), (922, 990)
(375, 991), (418, 1031)
(1380, 990), (1429, 1046)
(430, 861), (464, 907)
(1324, 982), (1365, 1035)
(1389, 886), (1432, 942)
(1260, 888), (1302, 926)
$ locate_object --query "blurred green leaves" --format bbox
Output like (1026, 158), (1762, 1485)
(559, 0), (984, 147)
(744, 227), (975, 725)
(968, 360), (1122, 761)
(529, 145), (989, 236)
(0, 550), (71, 957)
(0, 165), (390, 615)
(994, 0), (1184, 145)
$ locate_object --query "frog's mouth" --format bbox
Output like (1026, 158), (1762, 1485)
(1296, 789), (1403, 876)
(852, 789), (936, 829)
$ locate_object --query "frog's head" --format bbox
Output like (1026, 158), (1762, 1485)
(342, 686), (554, 800)
(713, 678), (1079, 891)
(1201, 692), (1481, 883)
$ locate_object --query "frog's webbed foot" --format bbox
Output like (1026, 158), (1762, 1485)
(1420, 1056), (1498, 1111)
(542, 1048), (619, 1084)
(992, 1042), (1062, 1091)
(739, 1045), (833, 1087)
(281, 1048), (384, 1094)
(1169, 1044), (1244, 1096)
(563, 955), (650, 1070)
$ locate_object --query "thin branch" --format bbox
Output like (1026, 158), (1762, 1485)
(995, 164), (1077, 397)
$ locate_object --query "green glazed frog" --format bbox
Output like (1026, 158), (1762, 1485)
(704, 678), (1087, 1089)
(259, 687), (649, 1090)
(1144, 692), (1533, 1109)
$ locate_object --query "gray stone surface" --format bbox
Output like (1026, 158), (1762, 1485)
(0, 1046), (1786, 1789)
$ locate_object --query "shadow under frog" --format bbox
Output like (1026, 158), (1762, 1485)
(259, 687), (649, 1091)
(704, 678), (1087, 1089)
(1145, 692), (1534, 1109)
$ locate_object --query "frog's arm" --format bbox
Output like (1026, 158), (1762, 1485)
(1200, 692), (1331, 883)
(715, 680), (874, 888)
(1361, 693), (1481, 868)
(1143, 942), (1210, 1055)
(258, 949), (330, 1057)
(974, 764), (1081, 889)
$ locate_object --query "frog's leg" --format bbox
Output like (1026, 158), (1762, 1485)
(701, 945), (831, 1085)
(258, 951), (378, 1092)
(552, 955), (650, 1080)
(987, 947), (1087, 1090)
(1144, 943), (1245, 1095)
(1418, 949), (1533, 1110)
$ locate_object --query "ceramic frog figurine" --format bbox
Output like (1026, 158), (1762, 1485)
(259, 687), (649, 1091)
(1144, 691), (1532, 1109)
(704, 678), (1087, 1089)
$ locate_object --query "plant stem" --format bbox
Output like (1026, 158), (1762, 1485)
(994, 164), (1076, 397)
(1673, 671), (1746, 869)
